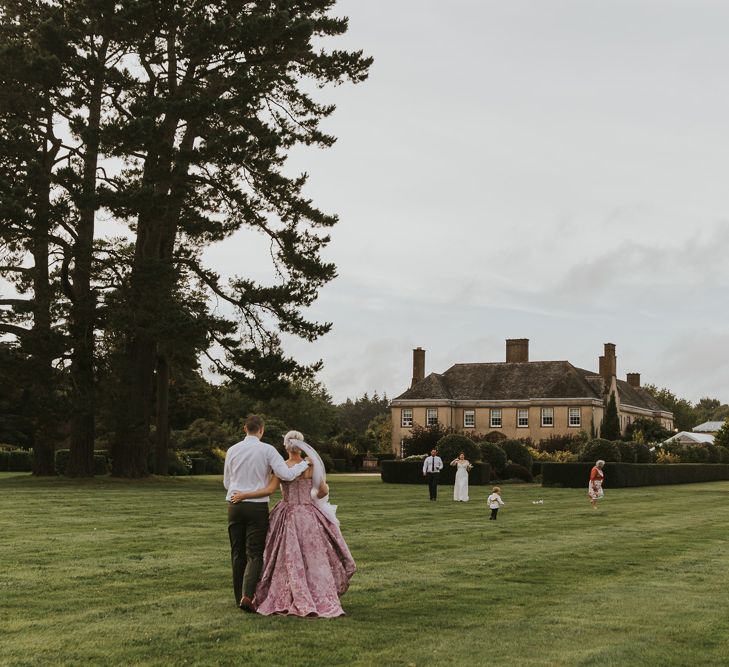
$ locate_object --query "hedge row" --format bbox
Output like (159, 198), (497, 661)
(381, 461), (491, 485)
(0, 449), (33, 472)
(542, 462), (729, 488)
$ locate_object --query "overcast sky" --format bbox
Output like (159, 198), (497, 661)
(206, 0), (729, 403)
(7, 1), (726, 405)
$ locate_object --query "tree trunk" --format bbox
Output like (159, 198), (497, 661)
(155, 352), (170, 475)
(67, 43), (107, 477)
(30, 116), (58, 476)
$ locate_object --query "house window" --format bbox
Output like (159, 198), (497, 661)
(426, 408), (438, 426)
(401, 409), (413, 428)
(517, 409), (529, 427)
(464, 410), (475, 428)
(541, 407), (554, 427)
(490, 409), (502, 428)
(568, 407), (581, 427)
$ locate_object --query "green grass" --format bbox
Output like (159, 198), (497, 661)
(2, 473), (729, 666)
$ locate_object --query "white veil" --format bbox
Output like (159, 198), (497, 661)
(287, 437), (339, 526)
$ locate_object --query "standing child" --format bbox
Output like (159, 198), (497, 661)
(487, 486), (505, 520)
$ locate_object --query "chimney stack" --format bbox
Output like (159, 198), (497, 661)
(506, 338), (529, 363)
(599, 342), (617, 379)
(627, 372), (640, 388)
(411, 347), (425, 387)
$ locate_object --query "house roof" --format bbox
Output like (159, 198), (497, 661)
(663, 431), (715, 445)
(692, 421), (726, 433)
(395, 360), (671, 414)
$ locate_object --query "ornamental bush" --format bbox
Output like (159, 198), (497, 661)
(8, 449), (32, 472)
(477, 441), (507, 475)
(615, 441), (637, 463)
(482, 430), (507, 443)
(634, 443), (652, 463)
(539, 433), (585, 454)
(55, 449), (70, 475)
(319, 452), (335, 473)
(500, 439), (533, 469)
(579, 439), (621, 463)
(716, 445), (729, 464)
(501, 462), (533, 483)
(381, 460), (491, 485)
(436, 434), (481, 464)
(0, 450), (9, 471)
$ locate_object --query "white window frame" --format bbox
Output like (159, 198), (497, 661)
(517, 408), (529, 428)
(463, 410), (475, 428)
(541, 407), (554, 427)
(401, 408), (413, 428)
(490, 408), (502, 428)
(568, 407), (581, 427)
(426, 408), (438, 426)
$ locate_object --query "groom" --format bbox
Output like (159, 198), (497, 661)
(224, 414), (310, 612)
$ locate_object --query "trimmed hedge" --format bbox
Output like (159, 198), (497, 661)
(8, 449), (32, 472)
(381, 460), (491, 485)
(0, 450), (10, 471)
(542, 462), (729, 488)
(501, 463), (533, 483)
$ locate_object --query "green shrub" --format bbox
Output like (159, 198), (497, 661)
(8, 449), (32, 472)
(482, 430), (507, 443)
(204, 448), (226, 474)
(501, 462), (533, 482)
(402, 423), (450, 456)
(168, 451), (191, 476)
(319, 452), (334, 473)
(539, 433), (585, 454)
(542, 462), (729, 488)
(93, 454), (109, 476)
(0, 450), (10, 471)
(376, 453), (396, 463)
(500, 440), (533, 469)
(579, 439), (621, 463)
(615, 441), (637, 463)
(332, 458), (347, 472)
(55, 449), (70, 475)
(634, 443), (652, 463)
(436, 434), (480, 464)
(190, 458), (207, 475)
(716, 446), (729, 464)
(477, 442), (507, 475)
(704, 444), (721, 464)
(381, 460), (491, 485)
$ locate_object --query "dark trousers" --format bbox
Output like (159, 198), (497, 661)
(227, 501), (269, 603)
(490, 507), (499, 520)
(426, 472), (440, 500)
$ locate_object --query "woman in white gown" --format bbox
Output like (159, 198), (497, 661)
(451, 452), (473, 502)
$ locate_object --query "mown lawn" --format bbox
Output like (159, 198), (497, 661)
(2, 472), (728, 666)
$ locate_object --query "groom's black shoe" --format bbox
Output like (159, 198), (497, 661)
(239, 596), (256, 613)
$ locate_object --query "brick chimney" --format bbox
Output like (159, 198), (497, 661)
(626, 372), (640, 388)
(599, 342), (617, 380)
(411, 347), (425, 387)
(506, 338), (529, 363)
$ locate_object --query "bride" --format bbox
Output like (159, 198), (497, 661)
(230, 431), (356, 617)
(451, 452), (473, 502)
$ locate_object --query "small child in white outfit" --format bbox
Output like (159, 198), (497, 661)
(487, 486), (505, 520)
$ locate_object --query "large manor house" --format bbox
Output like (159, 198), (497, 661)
(390, 339), (674, 455)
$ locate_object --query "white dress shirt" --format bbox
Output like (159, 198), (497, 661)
(422, 455), (443, 474)
(223, 435), (309, 502)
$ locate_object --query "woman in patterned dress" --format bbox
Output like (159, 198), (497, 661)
(588, 459), (605, 509)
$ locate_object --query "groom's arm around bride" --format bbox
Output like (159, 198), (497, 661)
(223, 415), (310, 611)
